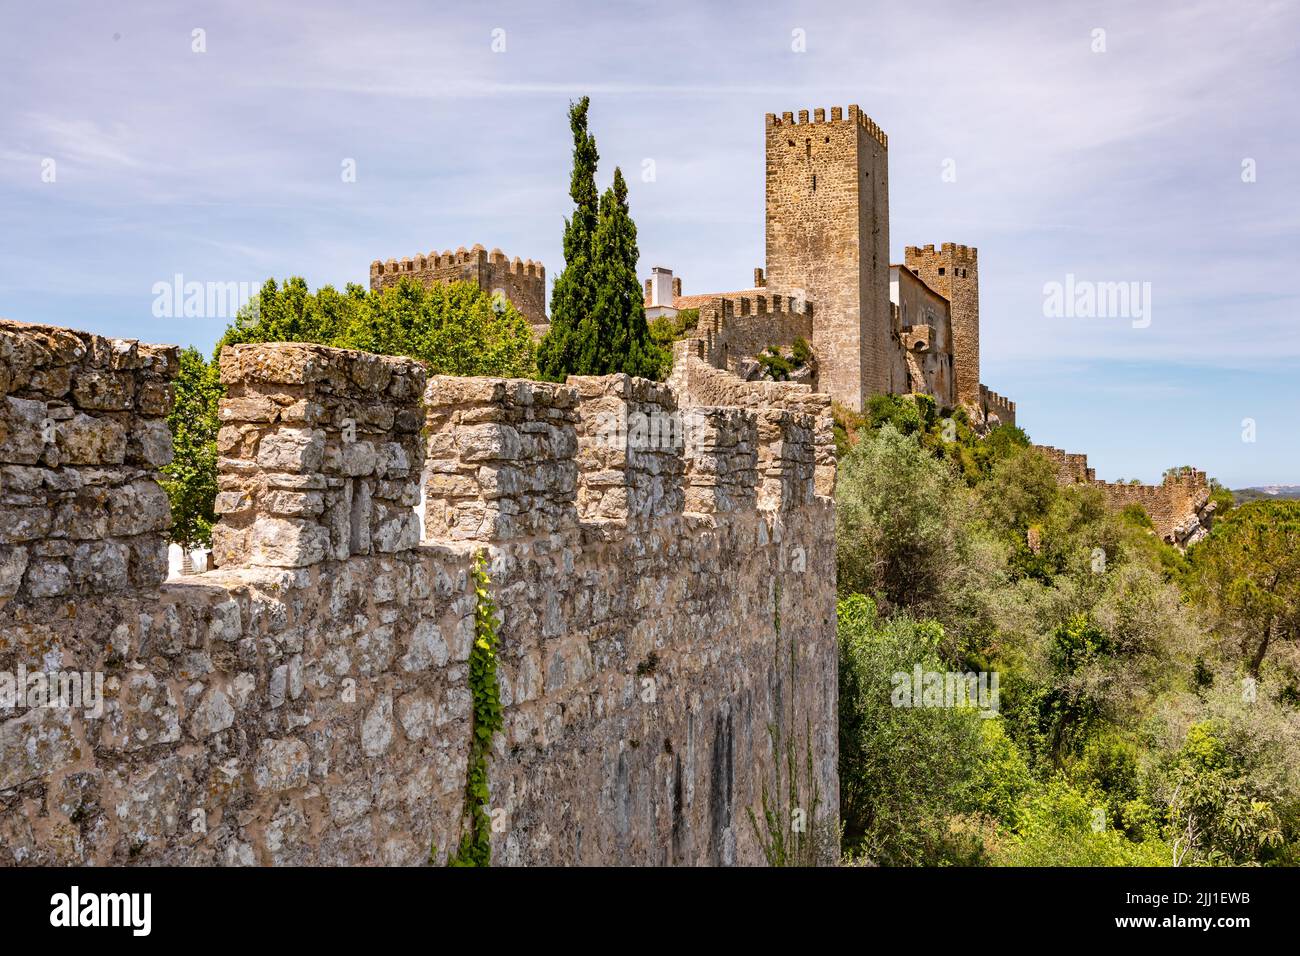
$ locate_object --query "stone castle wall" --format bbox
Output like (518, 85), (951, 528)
(980, 385), (1016, 428)
(1033, 443), (1211, 545)
(0, 321), (838, 867)
(693, 294), (814, 376)
(370, 245), (548, 332)
(0, 320), (178, 606)
(891, 268), (956, 408)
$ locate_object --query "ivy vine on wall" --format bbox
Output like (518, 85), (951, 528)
(446, 550), (505, 866)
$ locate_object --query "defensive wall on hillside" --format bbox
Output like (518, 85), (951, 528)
(1034, 443), (1212, 546)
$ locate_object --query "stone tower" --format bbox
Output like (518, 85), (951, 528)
(764, 105), (890, 412)
(903, 243), (979, 409)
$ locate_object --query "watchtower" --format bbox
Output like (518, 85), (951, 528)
(764, 105), (890, 411)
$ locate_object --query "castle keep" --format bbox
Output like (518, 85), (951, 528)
(642, 106), (1015, 427)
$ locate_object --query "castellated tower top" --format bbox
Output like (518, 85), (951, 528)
(368, 243), (548, 330)
(764, 104), (888, 149)
(903, 242), (980, 409)
(764, 103), (891, 411)
(903, 242), (977, 264)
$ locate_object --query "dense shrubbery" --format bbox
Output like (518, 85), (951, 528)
(219, 277), (536, 375)
(836, 404), (1300, 867)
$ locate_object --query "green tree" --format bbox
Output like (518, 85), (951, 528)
(835, 424), (974, 613)
(1190, 500), (1300, 678)
(1160, 721), (1283, 865)
(589, 167), (661, 377)
(160, 347), (222, 548)
(837, 594), (985, 864)
(218, 277), (353, 349)
(993, 778), (1169, 866)
(538, 97), (601, 380)
(538, 99), (663, 380)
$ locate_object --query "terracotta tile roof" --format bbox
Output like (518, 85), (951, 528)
(671, 290), (762, 311)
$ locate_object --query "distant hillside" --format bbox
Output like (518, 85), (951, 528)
(1232, 485), (1300, 504)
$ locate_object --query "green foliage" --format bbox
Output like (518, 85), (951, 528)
(992, 778), (1169, 866)
(1160, 721), (1283, 865)
(864, 392), (938, 437)
(1119, 502), (1154, 530)
(222, 277), (536, 377)
(967, 719), (1034, 828)
(835, 424), (961, 608)
(791, 336), (813, 366)
(538, 99), (663, 380)
(1187, 500), (1300, 680)
(160, 347), (222, 547)
(832, 405), (1299, 867)
(448, 551), (505, 867)
(756, 346), (794, 381)
(755, 338), (814, 383)
(831, 394), (1028, 485)
(647, 308), (697, 343)
(837, 594), (984, 864)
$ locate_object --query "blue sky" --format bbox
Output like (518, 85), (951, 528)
(2, 0), (1297, 487)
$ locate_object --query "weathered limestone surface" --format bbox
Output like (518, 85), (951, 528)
(212, 343), (426, 569)
(670, 340), (836, 499)
(0, 320), (178, 608)
(904, 243), (981, 412)
(0, 328), (838, 866)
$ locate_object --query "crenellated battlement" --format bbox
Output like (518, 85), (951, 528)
(421, 362), (826, 538)
(765, 104), (888, 148)
(210, 343), (426, 569)
(0, 320), (178, 607)
(690, 295), (815, 377)
(668, 338), (835, 498)
(980, 384), (1016, 424)
(904, 242), (978, 264)
(370, 246), (545, 281)
(0, 325), (838, 867)
(422, 375), (580, 542)
(370, 243), (548, 329)
(1034, 444), (1096, 483)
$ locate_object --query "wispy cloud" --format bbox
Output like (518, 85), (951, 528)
(0, 0), (1296, 482)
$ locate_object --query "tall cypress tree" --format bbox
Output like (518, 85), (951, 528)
(590, 166), (659, 378)
(538, 97), (600, 380)
(539, 99), (663, 380)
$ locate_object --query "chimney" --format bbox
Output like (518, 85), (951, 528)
(754, 267), (765, 288)
(648, 267), (675, 307)
(671, 276), (682, 298)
